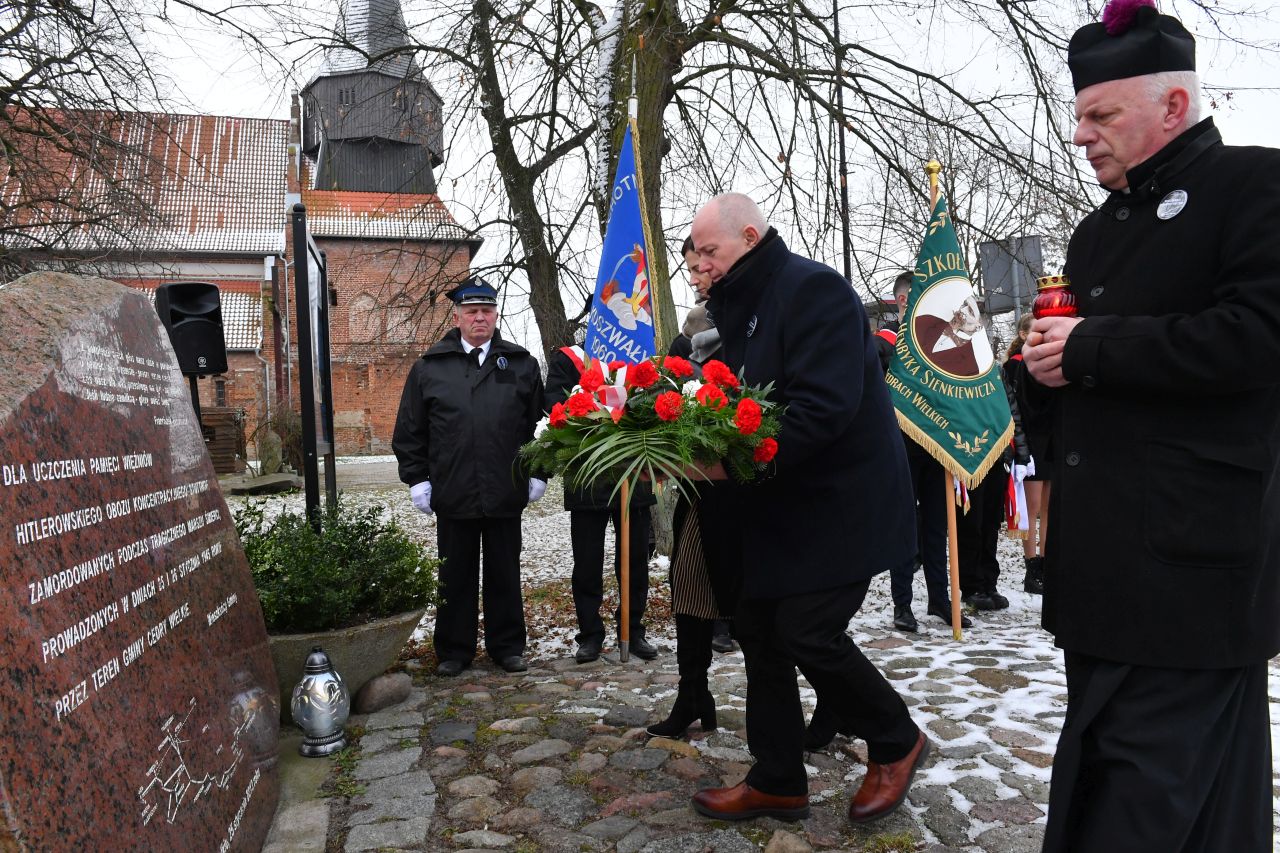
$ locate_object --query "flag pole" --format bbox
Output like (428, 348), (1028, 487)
(925, 158), (964, 642)
(616, 49), (646, 665)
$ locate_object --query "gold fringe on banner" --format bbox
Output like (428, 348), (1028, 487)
(893, 409), (1015, 493)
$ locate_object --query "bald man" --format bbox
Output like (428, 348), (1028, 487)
(687, 193), (927, 826)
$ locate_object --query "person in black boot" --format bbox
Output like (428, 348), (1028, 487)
(1003, 314), (1047, 596)
(647, 613), (718, 738)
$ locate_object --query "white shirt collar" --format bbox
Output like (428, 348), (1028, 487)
(461, 338), (492, 363)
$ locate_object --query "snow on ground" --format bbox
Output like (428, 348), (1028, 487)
(224, 465), (1280, 835)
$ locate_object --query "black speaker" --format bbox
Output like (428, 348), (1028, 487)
(155, 282), (228, 375)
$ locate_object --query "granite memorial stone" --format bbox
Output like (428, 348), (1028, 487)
(0, 273), (280, 850)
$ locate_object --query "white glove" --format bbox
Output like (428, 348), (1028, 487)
(1013, 457), (1036, 482)
(410, 481), (433, 514)
(528, 478), (547, 502)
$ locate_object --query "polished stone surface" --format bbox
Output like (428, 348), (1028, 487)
(0, 273), (279, 850)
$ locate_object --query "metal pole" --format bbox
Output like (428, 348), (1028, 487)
(1010, 238), (1023, 324)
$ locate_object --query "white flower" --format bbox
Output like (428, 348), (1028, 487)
(534, 416), (550, 438)
(681, 380), (702, 398)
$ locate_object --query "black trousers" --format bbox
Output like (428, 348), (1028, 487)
(890, 440), (950, 607)
(1043, 652), (1271, 853)
(433, 515), (525, 664)
(737, 580), (920, 796)
(570, 506), (651, 645)
(957, 464), (1005, 596)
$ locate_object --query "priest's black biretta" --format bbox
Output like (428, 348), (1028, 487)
(1068, 0), (1195, 93)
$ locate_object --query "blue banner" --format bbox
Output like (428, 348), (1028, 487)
(583, 124), (655, 366)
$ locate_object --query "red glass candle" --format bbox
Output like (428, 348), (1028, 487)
(1032, 274), (1077, 319)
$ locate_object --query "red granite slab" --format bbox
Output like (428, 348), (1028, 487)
(0, 273), (279, 851)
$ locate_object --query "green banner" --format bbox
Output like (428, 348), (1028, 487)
(886, 194), (1012, 489)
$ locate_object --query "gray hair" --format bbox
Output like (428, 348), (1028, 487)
(1144, 70), (1201, 127)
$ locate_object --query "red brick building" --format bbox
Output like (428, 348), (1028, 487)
(1, 0), (478, 456)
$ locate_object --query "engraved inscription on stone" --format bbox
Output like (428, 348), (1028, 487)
(0, 273), (279, 851)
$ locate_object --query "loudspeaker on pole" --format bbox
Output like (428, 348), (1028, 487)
(154, 281), (228, 376)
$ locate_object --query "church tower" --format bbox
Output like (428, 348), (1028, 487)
(300, 0), (443, 193)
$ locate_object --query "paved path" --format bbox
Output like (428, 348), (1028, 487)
(250, 462), (1280, 852)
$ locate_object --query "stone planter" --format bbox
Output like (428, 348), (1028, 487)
(268, 608), (426, 723)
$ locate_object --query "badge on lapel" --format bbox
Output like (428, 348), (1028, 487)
(496, 356), (509, 370)
(747, 315), (758, 338)
(1157, 190), (1187, 220)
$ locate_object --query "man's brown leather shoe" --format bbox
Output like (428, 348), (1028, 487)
(848, 732), (930, 823)
(692, 781), (810, 821)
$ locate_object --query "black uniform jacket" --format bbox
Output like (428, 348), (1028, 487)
(1038, 119), (1280, 668)
(542, 348), (656, 512)
(393, 329), (544, 519)
(707, 230), (916, 599)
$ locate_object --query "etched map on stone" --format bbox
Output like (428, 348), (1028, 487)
(0, 272), (279, 851)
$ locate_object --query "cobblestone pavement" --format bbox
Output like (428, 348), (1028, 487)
(249, 463), (1280, 852)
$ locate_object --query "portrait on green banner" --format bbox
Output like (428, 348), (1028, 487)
(909, 277), (994, 380)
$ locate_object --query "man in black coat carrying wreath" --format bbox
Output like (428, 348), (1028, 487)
(393, 278), (546, 678)
(687, 193), (927, 825)
(1023, 2), (1280, 849)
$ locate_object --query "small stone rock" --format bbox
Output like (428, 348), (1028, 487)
(605, 706), (651, 727)
(357, 769), (436, 801)
(511, 765), (562, 796)
(1001, 771), (1050, 802)
(970, 668), (1031, 691)
(573, 752), (608, 773)
(885, 656), (934, 670)
(524, 785), (599, 826)
(363, 709), (425, 731)
(585, 734), (629, 753)
(645, 738), (699, 758)
(353, 747), (421, 781)
(447, 796), (504, 823)
(927, 718), (968, 741)
(352, 672), (413, 714)
(434, 745), (468, 758)
(953, 775), (998, 804)
(764, 829), (812, 852)
(343, 818), (429, 851)
(666, 757), (710, 780)
(864, 637), (913, 650)
(489, 716), (543, 733)
(1011, 747), (1055, 768)
(581, 815), (641, 842)
(975, 823), (1046, 853)
(448, 775), (501, 797)
(347, 793), (436, 826)
(991, 726), (1043, 748)
(489, 806), (543, 830)
(969, 796), (1045, 825)
(922, 802), (971, 848)
(600, 791), (674, 818)
(511, 738), (573, 764)
(452, 829), (516, 848)
(608, 749), (668, 771)
(907, 784), (950, 809)
(431, 721), (477, 745)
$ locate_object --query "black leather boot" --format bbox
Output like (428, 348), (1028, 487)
(1023, 556), (1045, 594)
(646, 615), (716, 738)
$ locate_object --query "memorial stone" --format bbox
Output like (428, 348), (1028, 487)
(0, 273), (280, 850)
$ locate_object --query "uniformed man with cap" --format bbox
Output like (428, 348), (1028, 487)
(1022, 1), (1280, 849)
(393, 277), (547, 676)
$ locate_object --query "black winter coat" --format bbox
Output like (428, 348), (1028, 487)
(393, 329), (544, 519)
(1036, 119), (1280, 668)
(542, 348), (656, 512)
(707, 231), (916, 599)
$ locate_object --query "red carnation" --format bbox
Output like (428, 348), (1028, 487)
(701, 359), (740, 389)
(696, 384), (728, 410)
(753, 437), (778, 463)
(626, 359), (660, 390)
(579, 363), (606, 393)
(566, 391), (598, 417)
(734, 398), (763, 435)
(549, 402), (569, 428)
(662, 355), (695, 379)
(608, 360), (628, 371)
(654, 391), (684, 422)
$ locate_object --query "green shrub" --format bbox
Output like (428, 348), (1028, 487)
(234, 498), (438, 633)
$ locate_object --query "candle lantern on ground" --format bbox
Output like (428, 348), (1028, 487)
(291, 646), (350, 757)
